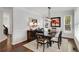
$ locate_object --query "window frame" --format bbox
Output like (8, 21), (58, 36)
(64, 15), (72, 33)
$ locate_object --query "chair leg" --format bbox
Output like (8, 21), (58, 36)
(58, 43), (60, 49)
(47, 43), (49, 48)
(60, 38), (62, 46)
(59, 40), (61, 46)
(37, 43), (38, 49)
(60, 42), (61, 46)
(49, 41), (52, 47)
(43, 44), (45, 52)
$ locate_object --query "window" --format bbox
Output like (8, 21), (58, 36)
(64, 16), (72, 31)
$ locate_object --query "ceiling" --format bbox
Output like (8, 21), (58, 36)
(24, 7), (75, 16)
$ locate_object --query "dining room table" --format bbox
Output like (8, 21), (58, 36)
(36, 32), (57, 47)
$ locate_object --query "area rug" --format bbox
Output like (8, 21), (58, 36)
(23, 39), (69, 52)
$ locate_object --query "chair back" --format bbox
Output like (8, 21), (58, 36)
(36, 33), (43, 42)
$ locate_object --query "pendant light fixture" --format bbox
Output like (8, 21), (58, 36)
(46, 7), (51, 21)
(48, 7), (51, 18)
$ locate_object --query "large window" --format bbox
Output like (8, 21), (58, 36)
(64, 16), (72, 31)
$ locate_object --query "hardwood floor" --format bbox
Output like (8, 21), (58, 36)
(11, 40), (33, 52)
(0, 37), (78, 52)
(0, 39), (33, 52)
(0, 39), (7, 52)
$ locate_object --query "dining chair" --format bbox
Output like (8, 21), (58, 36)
(36, 33), (49, 52)
(50, 31), (62, 49)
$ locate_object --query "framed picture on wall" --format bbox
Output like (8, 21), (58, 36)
(51, 17), (61, 27)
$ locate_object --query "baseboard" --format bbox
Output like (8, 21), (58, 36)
(12, 39), (27, 45)
(62, 37), (74, 40)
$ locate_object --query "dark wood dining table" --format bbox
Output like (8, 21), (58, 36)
(36, 32), (56, 47)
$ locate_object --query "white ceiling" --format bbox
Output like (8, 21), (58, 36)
(24, 7), (75, 16)
(25, 7), (75, 11)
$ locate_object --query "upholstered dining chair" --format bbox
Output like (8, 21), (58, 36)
(50, 31), (62, 49)
(36, 33), (49, 52)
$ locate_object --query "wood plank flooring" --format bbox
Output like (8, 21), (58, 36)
(0, 39), (33, 52)
(0, 37), (78, 52)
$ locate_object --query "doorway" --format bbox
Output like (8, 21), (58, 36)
(2, 8), (13, 51)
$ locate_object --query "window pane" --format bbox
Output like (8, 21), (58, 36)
(65, 16), (71, 25)
(65, 16), (71, 31)
(65, 25), (71, 30)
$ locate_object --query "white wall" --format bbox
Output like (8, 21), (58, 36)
(12, 7), (44, 45)
(12, 8), (28, 45)
(74, 7), (79, 51)
(74, 8), (79, 39)
(0, 8), (4, 42)
(0, 8), (7, 42)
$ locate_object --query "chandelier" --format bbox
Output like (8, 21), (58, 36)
(48, 7), (51, 18)
(46, 7), (51, 21)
